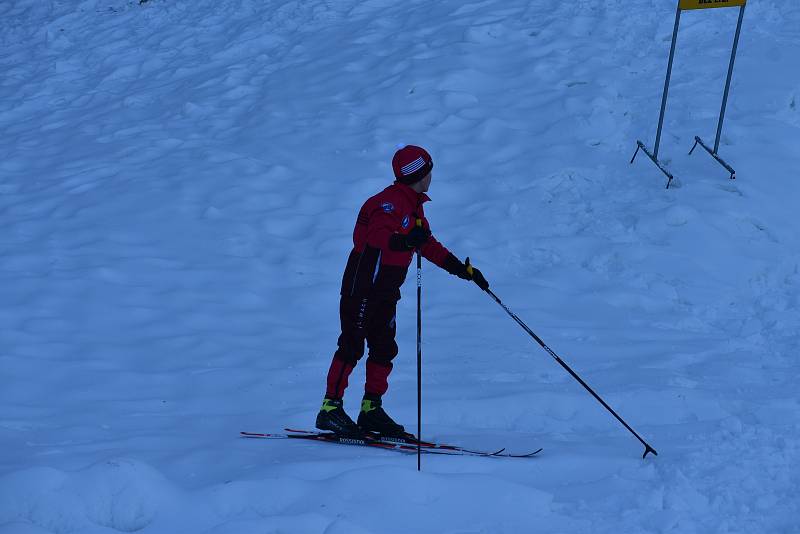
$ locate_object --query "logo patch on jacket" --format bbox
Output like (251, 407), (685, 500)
(402, 215), (410, 229)
(381, 202), (394, 213)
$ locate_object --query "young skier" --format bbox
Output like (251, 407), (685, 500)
(316, 145), (489, 438)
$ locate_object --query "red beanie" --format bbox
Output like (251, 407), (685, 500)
(392, 145), (433, 185)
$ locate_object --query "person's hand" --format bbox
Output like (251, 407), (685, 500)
(444, 254), (490, 291)
(389, 221), (431, 251)
(444, 254), (471, 280)
(404, 221), (430, 249)
(465, 257), (489, 291)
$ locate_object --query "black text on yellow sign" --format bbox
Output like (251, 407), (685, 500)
(679, 0), (746, 10)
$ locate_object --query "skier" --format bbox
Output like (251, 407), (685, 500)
(316, 145), (489, 438)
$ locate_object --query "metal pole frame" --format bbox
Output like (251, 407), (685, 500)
(715, 3), (746, 153)
(655, 4), (683, 159)
(631, 1), (682, 189)
(689, 3), (746, 180)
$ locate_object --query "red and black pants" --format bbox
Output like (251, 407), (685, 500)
(325, 295), (399, 400)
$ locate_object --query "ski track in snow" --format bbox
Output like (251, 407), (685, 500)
(1, 0), (799, 532)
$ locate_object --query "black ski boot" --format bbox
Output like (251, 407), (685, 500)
(315, 398), (362, 437)
(357, 397), (407, 438)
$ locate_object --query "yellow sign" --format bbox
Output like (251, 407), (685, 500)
(680, 0), (746, 9)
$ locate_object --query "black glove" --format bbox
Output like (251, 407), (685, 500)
(389, 224), (431, 251)
(444, 254), (490, 291)
(405, 224), (431, 248)
(465, 257), (489, 291)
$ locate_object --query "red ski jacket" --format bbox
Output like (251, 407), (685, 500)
(340, 182), (456, 301)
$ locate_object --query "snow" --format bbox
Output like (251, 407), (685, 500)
(1, 0), (799, 532)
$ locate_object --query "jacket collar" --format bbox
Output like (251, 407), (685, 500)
(393, 181), (431, 206)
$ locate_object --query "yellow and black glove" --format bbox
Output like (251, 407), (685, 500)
(465, 257), (489, 291)
(444, 254), (489, 291)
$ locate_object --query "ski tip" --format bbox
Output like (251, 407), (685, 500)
(492, 447), (542, 458)
(515, 448), (543, 457)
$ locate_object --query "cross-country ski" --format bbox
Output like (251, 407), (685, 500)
(240, 429), (542, 458)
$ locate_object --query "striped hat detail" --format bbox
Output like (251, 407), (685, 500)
(392, 145), (433, 185)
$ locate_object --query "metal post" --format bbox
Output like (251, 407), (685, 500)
(655, 3), (683, 158)
(714, 4), (746, 153)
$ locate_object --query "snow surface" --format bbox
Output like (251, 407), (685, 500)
(1, 0), (799, 532)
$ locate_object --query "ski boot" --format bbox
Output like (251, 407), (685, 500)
(315, 398), (362, 437)
(357, 397), (409, 438)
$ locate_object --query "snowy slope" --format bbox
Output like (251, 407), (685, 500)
(1, 0), (799, 532)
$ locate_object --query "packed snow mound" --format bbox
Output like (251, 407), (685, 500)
(0, 460), (168, 533)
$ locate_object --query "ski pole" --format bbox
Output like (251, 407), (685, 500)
(415, 219), (423, 470)
(484, 288), (658, 459)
